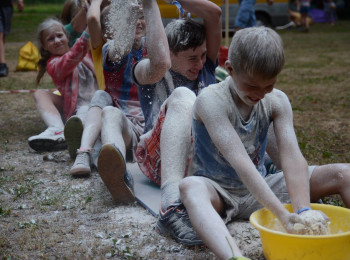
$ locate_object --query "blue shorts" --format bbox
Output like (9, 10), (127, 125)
(234, 0), (257, 28)
(300, 6), (310, 15)
(0, 6), (13, 35)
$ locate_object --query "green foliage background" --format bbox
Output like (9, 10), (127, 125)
(24, 0), (65, 4)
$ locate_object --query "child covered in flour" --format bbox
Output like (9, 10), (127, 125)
(28, 18), (98, 152)
(179, 27), (350, 259)
(68, 0), (164, 206)
(64, 0), (110, 160)
(132, 0), (222, 246)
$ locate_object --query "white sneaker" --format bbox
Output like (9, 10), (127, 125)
(28, 127), (67, 152)
(69, 149), (92, 176)
(275, 21), (295, 30)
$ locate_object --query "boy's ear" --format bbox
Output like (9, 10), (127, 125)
(224, 60), (234, 75)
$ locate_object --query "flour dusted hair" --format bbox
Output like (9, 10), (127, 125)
(165, 19), (205, 55)
(228, 27), (284, 79)
(36, 18), (68, 85)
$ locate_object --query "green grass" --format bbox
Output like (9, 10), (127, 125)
(8, 4), (64, 42)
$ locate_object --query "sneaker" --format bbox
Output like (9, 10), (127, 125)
(69, 148), (92, 176)
(64, 116), (84, 159)
(97, 144), (135, 203)
(275, 21), (295, 30)
(0, 63), (9, 77)
(156, 199), (203, 246)
(28, 127), (67, 152)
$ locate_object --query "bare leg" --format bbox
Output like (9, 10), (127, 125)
(80, 106), (103, 150)
(69, 106), (103, 176)
(160, 87), (196, 210)
(33, 90), (64, 129)
(98, 106), (135, 203)
(100, 106), (134, 157)
(28, 90), (66, 152)
(301, 13), (309, 31)
(0, 32), (5, 63)
(304, 14), (309, 30)
(75, 105), (89, 125)
(310, 163), (350, 207)
(180, 177), (243, 259)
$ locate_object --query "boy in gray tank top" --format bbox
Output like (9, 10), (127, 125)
(180, 27), (350, 259)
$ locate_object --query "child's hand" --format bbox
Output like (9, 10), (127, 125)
(292, 210), (330, 235)
(130, 2), (143, 20)
(279, 212), (303, 233)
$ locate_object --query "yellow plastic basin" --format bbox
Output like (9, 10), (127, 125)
(249, 204), (350, 260)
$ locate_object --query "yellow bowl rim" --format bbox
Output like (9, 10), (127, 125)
(249, 203), (350, 239)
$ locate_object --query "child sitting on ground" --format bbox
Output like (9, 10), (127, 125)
(67, 0), (152, 206)
(179, 27), (350, 259)
(28, 18), (98, 152)
(64, 0), (110, 161)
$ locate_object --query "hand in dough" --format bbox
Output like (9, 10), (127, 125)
(292, 210), (330, 235)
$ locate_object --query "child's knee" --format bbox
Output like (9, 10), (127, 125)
(33, 89), (48, 100)
(338, 165), (350, 185)
(168, 87), (196, 110)
(327, 164), (350, 188)
(179, 176), (206, 202)
(101, 106), (125, 124)
(90, 90), (112, 108)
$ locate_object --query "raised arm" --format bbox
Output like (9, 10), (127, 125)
(87, 0), (104, 49)
(177, 0), (222, 63)
(70, 6), (88, 34)
(133, 0), (171, 85)
(271, 90), (310, 212)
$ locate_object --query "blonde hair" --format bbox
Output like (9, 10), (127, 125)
(228, 27), (285, 79)
(36, 18), (68, 85)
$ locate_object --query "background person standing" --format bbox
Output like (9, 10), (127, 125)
(0, 0), (24, 77)
(234, 0), (273, 30)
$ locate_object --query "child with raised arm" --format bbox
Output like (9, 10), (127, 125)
(179, 27), (350, 259)
(132, 0), (221, 246)
(67, 0), (162, 205)
(64, 0), (110, 160)
(28, 18), (98, 152)
(86, 0), (110, 90)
